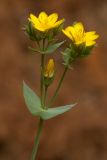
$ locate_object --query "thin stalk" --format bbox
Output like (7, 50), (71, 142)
(31, 39), (46, 160)
(44, 85), (48, 109)
(40, 38), (46, 107)
(30, 118), (44, 160)
(42, 38), (45, 51)
(49, 66), (68, 106)
(40, 54), (45, 107)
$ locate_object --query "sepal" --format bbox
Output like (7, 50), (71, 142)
(24, 22), (44, 41)
(62, 45), (77, 67)
(77, 44), (95, 57)
(43, 74), (55, 87)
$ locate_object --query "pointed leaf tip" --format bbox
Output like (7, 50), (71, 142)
(40, 103), (77, 120)
(23, 81), (42, 115)
(44, 41), (65, 54)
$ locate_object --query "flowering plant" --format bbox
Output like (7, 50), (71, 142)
(23, 11), (99, 160)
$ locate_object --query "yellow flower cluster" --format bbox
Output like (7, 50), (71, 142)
(62, 22), (99, 47)
(28, 12), (99, 47)
(44, 59), (55, 78)
(28, 12), (64, 32)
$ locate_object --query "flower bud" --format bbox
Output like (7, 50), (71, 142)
(44, 59), (55, 78)
(44, 59), (55, 86)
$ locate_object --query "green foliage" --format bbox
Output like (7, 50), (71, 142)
(23, 82), (76, 120)
(52, 23), (64, 37)
(43, 41), (65, 54)
(25, 22), (43, 41)
(46, 23), (64, 41)
(39, 104), (76, 120)
(28, 46), (40, 54)
(23, 81), (41, 115)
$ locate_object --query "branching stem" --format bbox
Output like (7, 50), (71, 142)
(49, 66), (68, 106)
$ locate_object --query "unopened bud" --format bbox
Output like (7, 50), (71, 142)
(44, 59), (55, 78)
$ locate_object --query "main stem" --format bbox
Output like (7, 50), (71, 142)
(49, 66), (68, 106)
(31, 39), (46, 160)
(30, 118), (44, 160)
(31, 86), (47, 160)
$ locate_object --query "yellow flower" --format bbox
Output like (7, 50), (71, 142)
(62, 22), (99, 47)
(44, 59), (55, 78)
(28, 12), (64, 32)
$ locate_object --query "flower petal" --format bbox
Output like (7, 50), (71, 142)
(86, 41), (96, 46)
(28, 13), (45, 31)
(28, 13), (40, 25)
(33, 24), (45, 32)
(73, 22), (84, 34)
(62, 26), (76, 41)
(53, 19), (65, 27)
(85, 31), (99, 41)
(62, 29), (72, 40)
(48, 13), (58, 24)
(38, 11), (48, 23)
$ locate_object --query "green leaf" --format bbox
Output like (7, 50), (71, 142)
(23, 81), (42, 115)
(44, 41), (65, 54)
(23, 81), (77, 120)
(40, 103), (77, 120)
(28, 46), (40, 54)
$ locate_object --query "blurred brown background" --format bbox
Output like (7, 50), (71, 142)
(0, 0), (107, 159)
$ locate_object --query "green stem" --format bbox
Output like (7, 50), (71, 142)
(49, 66), (68, 106)
(44, 85), (48, 108)
(40, 54), (45, 107)
(43, 38), (45, 51)
(40, 38), (46, 107)
(31, 39), (47, 160)
(30, 118), (44, 160)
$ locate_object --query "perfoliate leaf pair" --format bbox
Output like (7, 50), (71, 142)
(23, 82), (76, 120)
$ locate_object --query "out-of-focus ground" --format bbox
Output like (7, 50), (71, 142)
(0, 0), (107, 159)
